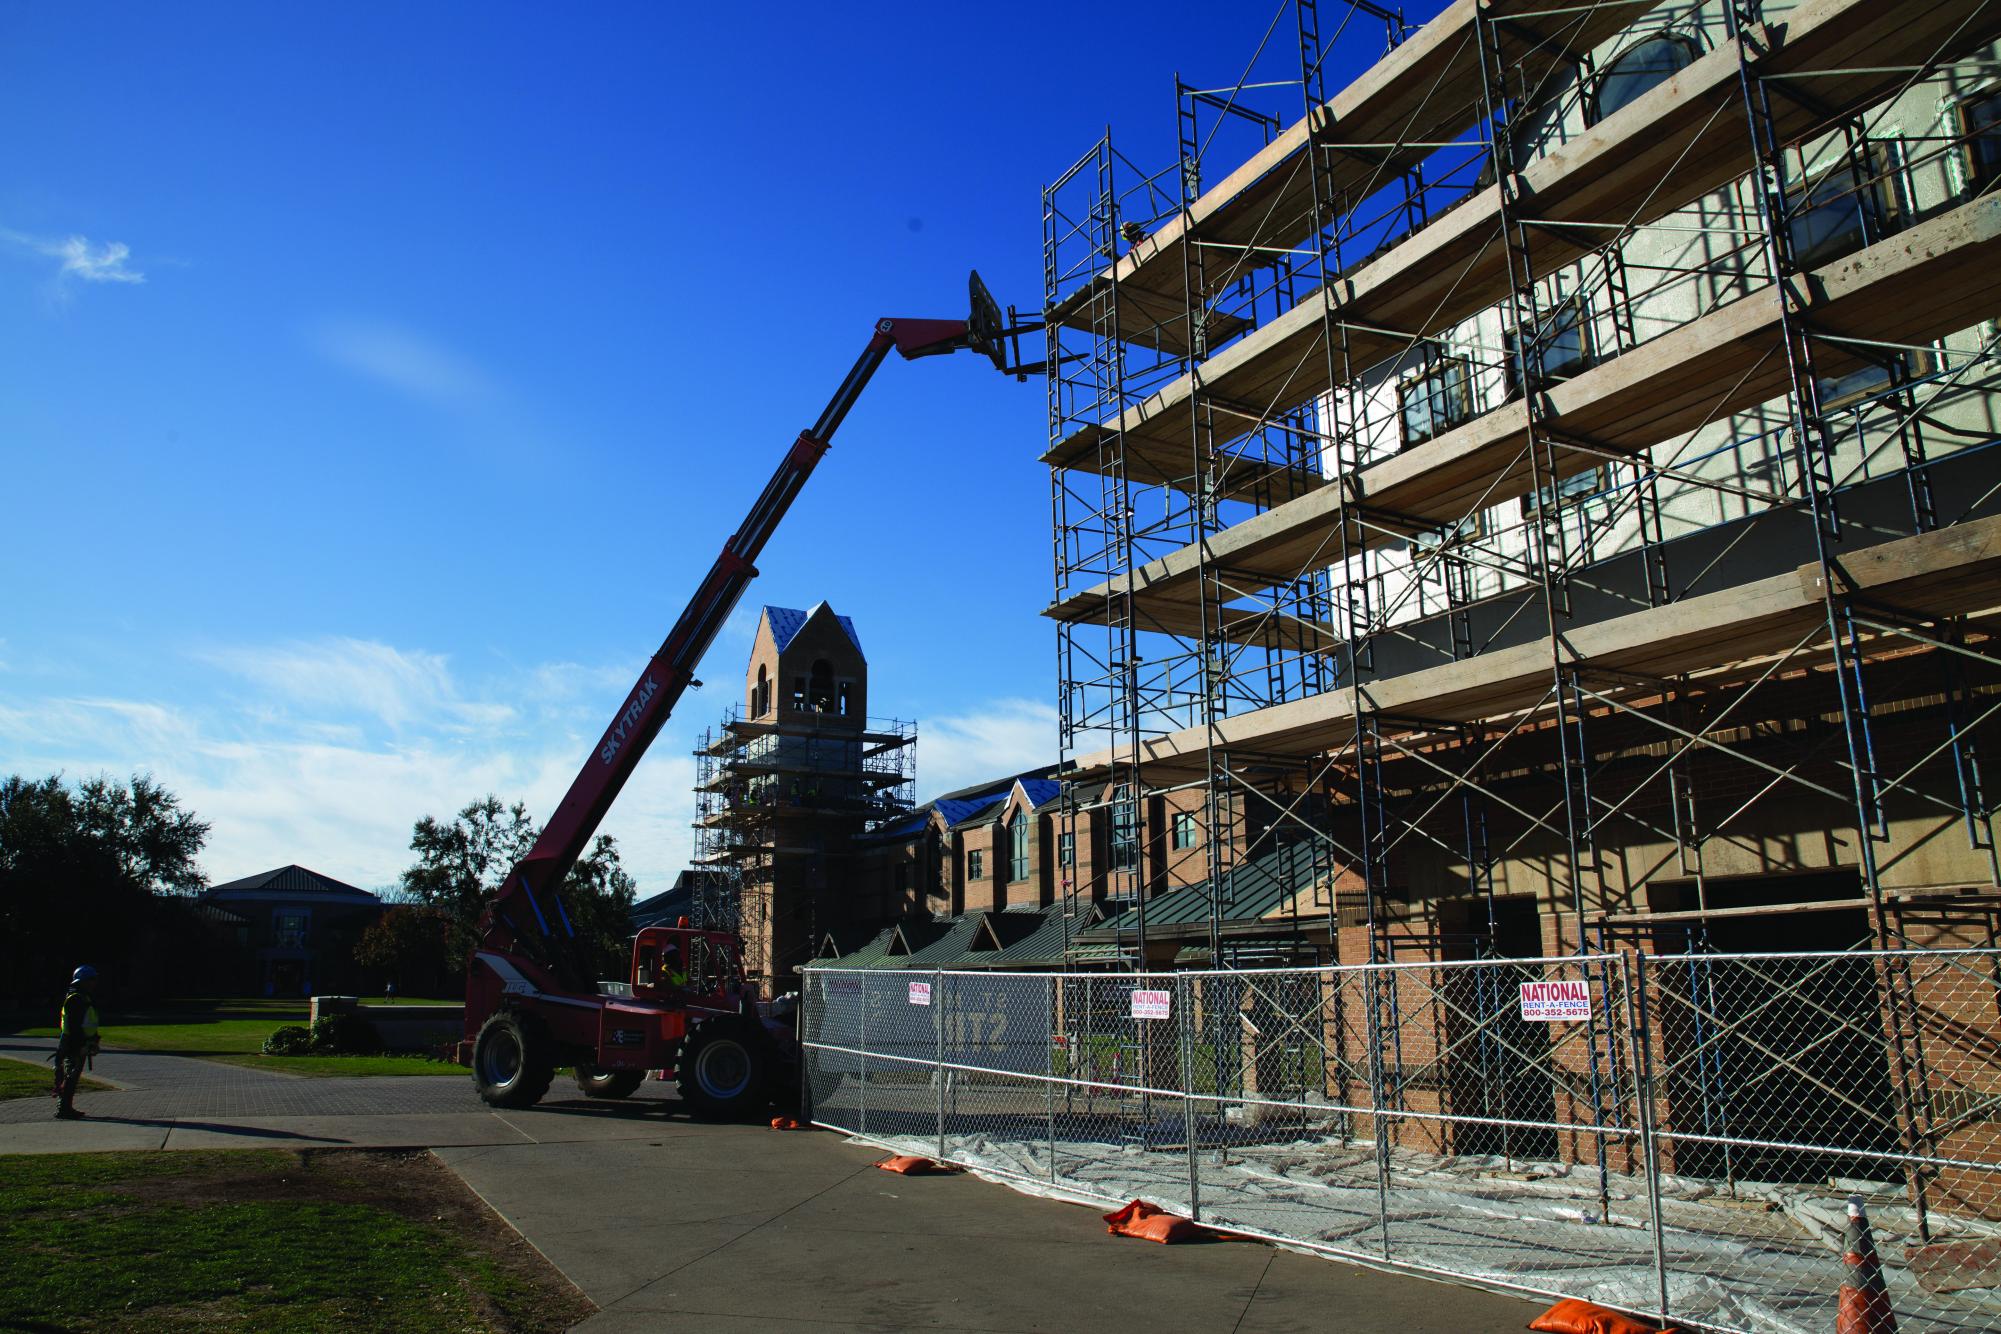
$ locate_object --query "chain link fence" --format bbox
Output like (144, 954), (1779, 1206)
(801, 949), (2001, 1334)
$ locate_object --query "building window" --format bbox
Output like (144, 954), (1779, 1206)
(1958, 89), (2001, 197)
(1109, 797), (1138, 872)
(1411, 510), (1486, 556)
(967, 849), (984, 881)
(273, 910), (308, 948)
(1816, 349), (1932, 412)
(1008, 810), (1029, 882)
(1522, 466), (1603, 516)
(1171, 811), (1197, 851)
(1589, 33), (1700, 125)
(1505, 297), (1592, 396)
(1785, 152), (1897, 270)
(753, 664), (769, 717)
(1397, 354), (1472, 448)
(1058, 831), (1076, 867)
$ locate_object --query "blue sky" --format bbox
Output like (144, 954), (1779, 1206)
(0, 2), (1408, 891)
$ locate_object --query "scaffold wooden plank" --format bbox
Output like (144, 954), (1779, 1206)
(1045, 0), (1656, 352)
(1071, 511), (2001, 780)
(1048, 192), (2001, 635)
(1044, 0), (2001, 490)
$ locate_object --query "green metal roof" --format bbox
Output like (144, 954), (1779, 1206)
(813, 917), (956, 969)
(808, 903), (1110, 973)
(815, 926), (899, 969)
(1082, 839), (1329, 941)
(896, 913), (992, 967)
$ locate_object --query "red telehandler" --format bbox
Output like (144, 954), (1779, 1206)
(459, 273), (1023, 1119)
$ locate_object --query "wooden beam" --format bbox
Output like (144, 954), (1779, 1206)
(1594, 897), (1873, 925)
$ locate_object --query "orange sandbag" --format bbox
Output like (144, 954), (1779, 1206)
(1529, 1299), (1679, 1334)
(768, 1115), (803, 1130)
(875, 1154), (959, 1175)
(1102, 1199), (1210, 1244)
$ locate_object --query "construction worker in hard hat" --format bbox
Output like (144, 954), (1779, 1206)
(52, 965), (101, 1120)
(659, 941), (690, 991)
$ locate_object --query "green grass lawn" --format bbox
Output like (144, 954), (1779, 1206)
(13, 998), (466, 1078)
(0, 1058), (112, 1100)
(0, 1149), (591, 1332)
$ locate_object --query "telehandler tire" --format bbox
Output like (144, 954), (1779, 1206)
(677, 1017), (771, 1121)
(574, 1066), (647, 1099)
(472, 1008), (556, 1109)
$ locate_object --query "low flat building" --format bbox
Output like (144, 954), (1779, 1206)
(199, 864), (385, 997)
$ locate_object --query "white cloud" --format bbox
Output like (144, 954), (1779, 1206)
(195, 636), (512, 733)
(916, 697), (1058, 800)
(0, 644), (704, 892)
(1, 228), (145, 284)
(309, 318), (499, 413)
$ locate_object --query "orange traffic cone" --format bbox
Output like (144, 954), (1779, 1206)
(1837, 1195), (1897, 1334)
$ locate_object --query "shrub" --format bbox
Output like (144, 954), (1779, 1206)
(262, 1026), (312, 1056)
(308, 1013), (384, 1056)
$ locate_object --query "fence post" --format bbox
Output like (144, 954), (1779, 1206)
(1363, 963), (1392, 1260)
(858, 971), (869, 1140)
(1178, 972), (1201, 1221)
(935, 971), (948, 1162)
(1629, 952), (1671, 1328)
(1046, 972), (1059, 1183)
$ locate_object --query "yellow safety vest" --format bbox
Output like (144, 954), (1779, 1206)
(58, 990), (98, 1040)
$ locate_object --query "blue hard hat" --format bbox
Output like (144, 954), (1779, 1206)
(71, 965), (97, 984)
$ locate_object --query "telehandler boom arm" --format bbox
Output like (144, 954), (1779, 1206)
(472, 274), (1011, 992)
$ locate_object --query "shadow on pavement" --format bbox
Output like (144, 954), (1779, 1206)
(84, 1117), (341, 1142)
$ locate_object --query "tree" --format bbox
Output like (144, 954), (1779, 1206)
(399, 796), (639, 980)
(0, 772), (213, 1002)
(354, 904), (457, 995)
(565, 834), (640, 979)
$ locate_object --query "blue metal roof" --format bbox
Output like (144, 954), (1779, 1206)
(763, 603), (862, 656)
(867, 812), (931, 842)
(1018, 778), (1062, 809)
(933, 791), (1009, 827)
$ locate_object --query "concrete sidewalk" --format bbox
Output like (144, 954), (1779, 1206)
(0, 1041), (1543, 1331)
(0, 1036), (675, 1154)
(442, 1123), (1543, 1333)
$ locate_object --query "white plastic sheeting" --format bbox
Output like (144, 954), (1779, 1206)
(843, 1125), (2001, 1334)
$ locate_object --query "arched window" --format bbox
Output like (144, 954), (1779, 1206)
(754, 664), (769, 717)
(1009, 809), (1028, 882)
(1590, 34), (1700, 125)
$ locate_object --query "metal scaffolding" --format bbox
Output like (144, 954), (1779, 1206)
(691, 705), (916, 976)
(1043, 0), (2001, 1233)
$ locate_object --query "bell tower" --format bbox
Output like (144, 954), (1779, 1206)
(693, 603), (913, 981)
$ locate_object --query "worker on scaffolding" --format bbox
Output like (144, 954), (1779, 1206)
(51, 965), (101, 1120)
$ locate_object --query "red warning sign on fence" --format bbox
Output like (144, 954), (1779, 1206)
(1518, 979), (1591, 1022)
(908, 981), (932, 1007)
(1130, 989), (1172, 1020)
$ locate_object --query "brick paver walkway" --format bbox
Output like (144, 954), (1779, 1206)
(0, 1036), (668, 1122)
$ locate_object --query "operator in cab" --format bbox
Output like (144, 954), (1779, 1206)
(659, 942), (690, 991)
(53, 965), (101, 1120)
